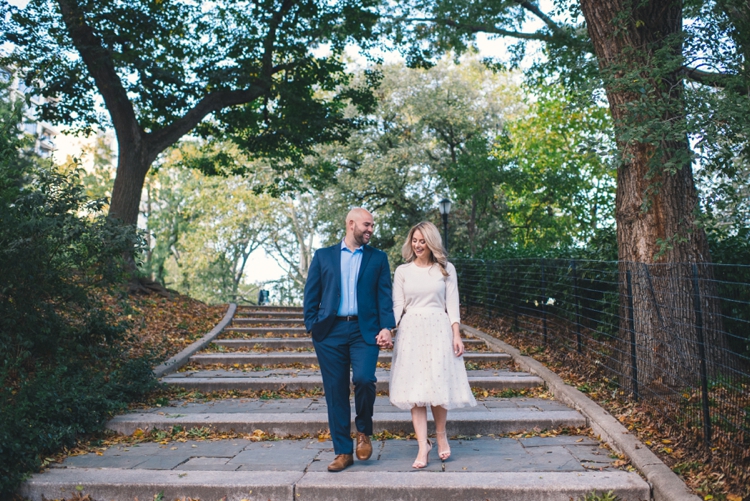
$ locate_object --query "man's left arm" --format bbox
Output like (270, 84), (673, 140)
(303, 250), (323, 333)
(375, 252), (396, 348)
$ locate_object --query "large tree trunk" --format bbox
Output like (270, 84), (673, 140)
(579, 0), (726, 394)
(108, 134), (158, 226)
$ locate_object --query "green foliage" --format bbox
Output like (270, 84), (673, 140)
(0, 0), (384, 196)
(312, 58), (616, 262)
(140, 141), (277, 303)
(579, 491), (620, 501)
(317, 57), (524, 259)
(492, 84), (616, 252)
(0, 97), (156, 496)
(384, 0), (750, 256)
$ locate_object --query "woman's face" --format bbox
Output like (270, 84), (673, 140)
(411, 229), (432, 261)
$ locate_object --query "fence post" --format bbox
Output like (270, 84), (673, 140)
(513, 264), (519, 331)
(541, 259), (548, 346)
(626, 269), (639, 401)
(572, 260), (582, 354)
(485, 260), (491, 319)
(691, 263), (712, 449)
(465, 261), (472, 315)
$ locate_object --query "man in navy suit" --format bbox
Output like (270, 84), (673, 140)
(303, 208), (396, 472)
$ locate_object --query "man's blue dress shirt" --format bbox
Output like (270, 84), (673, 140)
(338, 239), (363, 316)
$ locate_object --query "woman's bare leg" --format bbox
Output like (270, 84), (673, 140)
(431, 405), (451, 460)
(410, 406), (431, 467)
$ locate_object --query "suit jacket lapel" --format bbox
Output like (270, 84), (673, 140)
(358, 245), (373, 286)
(330, 243), (341, 296)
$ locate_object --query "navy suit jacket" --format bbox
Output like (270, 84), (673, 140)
(303, 243), (396, 345)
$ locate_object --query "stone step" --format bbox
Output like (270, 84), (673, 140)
(21, 469), (649, 501)
(189, 351), (511, 366)
(232, 318), (305, 325)
(107, 397), (586, 436)
(21, 437), (649, 501)
(108, 411), (586, 438)
(237, 305), (303, 312)
(234, 311), (305, 319)
(212, 338), (489, 350)
(162, 368), (543, 392)
(224, 326), (309, 335)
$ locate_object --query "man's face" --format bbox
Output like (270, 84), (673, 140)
(350, 212), (374, 246)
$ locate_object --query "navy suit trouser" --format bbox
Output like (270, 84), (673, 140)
(313, 319), (379, 455)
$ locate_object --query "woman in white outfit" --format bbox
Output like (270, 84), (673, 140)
(389, 221), (476, 468)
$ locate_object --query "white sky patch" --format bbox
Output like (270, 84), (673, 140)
(244, 248), (289, 283)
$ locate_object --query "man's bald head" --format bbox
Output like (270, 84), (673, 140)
(346, 207), (371, 225)
(344, 207), (374, 248)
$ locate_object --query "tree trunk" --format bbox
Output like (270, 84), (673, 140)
(579, 0), (726, 393)
(108, 134), (156, 226)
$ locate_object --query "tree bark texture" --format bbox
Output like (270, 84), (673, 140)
(108, 135), (159, 225)
(579, 0), (727, 393)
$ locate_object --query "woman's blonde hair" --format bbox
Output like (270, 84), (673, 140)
(401, 221), (449, 276)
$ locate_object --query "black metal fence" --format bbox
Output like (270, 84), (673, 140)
(454, 258), (750, 467)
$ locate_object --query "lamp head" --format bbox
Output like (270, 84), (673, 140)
(438, 198), (452, 216)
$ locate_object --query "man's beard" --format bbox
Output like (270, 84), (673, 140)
(353, 227), (371, 246)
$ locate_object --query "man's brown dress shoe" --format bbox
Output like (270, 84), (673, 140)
(328, 453), (354, 472)
(356, 432), (373, 460)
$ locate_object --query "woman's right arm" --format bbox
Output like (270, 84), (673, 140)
(392, 266), (405, 326)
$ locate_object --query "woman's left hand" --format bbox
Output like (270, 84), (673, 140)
(452, 335), (464, 357)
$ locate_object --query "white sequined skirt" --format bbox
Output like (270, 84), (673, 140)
(389, 307), (477, 410)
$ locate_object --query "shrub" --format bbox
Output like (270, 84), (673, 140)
(0, 90), (157, 496)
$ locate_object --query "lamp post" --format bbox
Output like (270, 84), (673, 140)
(438, 198), (452, 253)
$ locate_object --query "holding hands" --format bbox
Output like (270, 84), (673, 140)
(376, 328), (394, 349)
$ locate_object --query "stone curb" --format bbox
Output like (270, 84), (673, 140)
(152, 303), (237, 378)
(107, 409), (586, 436)
(462, 324), (701, 501)
(20, 469), (649, 501)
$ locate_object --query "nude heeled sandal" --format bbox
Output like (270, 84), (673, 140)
(436, 431), (451, 460)
(412, 439), (432, 469)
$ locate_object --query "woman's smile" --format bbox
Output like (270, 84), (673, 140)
(411, 229), (429, 260)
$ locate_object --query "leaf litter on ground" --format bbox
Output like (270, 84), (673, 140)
(463, 310), (749, 501)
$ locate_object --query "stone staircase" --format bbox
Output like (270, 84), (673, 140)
(21, 305), (651, 501)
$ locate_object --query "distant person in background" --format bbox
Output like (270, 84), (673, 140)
(389, 221), (476, 469)
(303, 208), (396, 472)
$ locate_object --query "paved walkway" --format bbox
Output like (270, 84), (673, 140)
(55, 435), (614, 473)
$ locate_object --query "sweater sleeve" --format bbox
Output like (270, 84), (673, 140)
(392, 265), (406, 326)
(445, 262), (461, 326)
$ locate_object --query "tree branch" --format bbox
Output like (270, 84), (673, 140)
(680, 66), (736, 89)
(393, 16), (554, 41)
(516, 1), (565, 36)
(55, 0), (140, 142)
(263, 0), (297, 77)
(147, 84), (269, 155)
(148, 0), (300, 158)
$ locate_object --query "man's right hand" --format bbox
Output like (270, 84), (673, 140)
(375, 328), (393, 349)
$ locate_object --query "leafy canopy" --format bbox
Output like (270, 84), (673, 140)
(1, 0), (384, 192)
